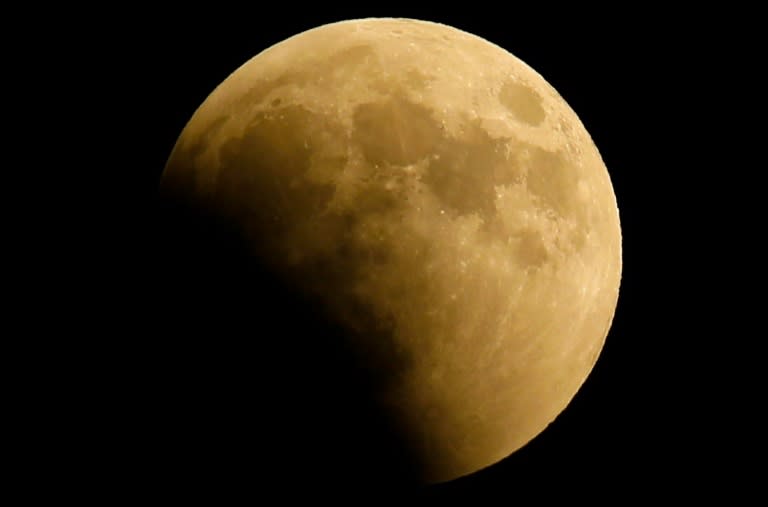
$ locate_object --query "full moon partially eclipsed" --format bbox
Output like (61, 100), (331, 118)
(161, 18), (621, 485)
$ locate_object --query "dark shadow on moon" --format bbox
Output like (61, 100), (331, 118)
(139, 188), (430, 501)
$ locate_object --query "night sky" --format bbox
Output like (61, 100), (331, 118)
(65, 4), (747, 503)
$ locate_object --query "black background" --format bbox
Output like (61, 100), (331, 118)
(49, 3), (752, 503)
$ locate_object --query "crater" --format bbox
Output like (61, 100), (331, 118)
(499, 80), (546, 126)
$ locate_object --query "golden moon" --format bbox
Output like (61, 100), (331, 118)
(161, 18), (621, 484)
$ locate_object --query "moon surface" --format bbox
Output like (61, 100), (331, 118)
(161, 18), (621, 484)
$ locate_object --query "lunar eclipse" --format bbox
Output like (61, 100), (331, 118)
(156, 17), (621, 493)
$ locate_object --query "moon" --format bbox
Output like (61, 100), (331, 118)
(160, 18), (621, 485)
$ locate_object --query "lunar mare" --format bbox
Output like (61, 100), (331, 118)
(162, 18), (621, 484)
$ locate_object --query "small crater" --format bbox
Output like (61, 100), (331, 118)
(499, 80), (546, 126)
(271, 98), (282, 107)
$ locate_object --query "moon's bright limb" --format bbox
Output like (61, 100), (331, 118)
(161, 18), (621, 484)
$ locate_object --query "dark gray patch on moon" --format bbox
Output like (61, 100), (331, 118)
(179, 113), (231, 167)
(423, 119), (521, 220)
(523, 146), (590, 255)
(353, 182), (402, 216)
(499, 80), (546, 126)
(215, 104), (336, 236)
(524, 146), (577, 218)
(515, 229), (549, 267)
(353, 96), (443, 167)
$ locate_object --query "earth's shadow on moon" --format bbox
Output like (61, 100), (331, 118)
(147, 190), (430, 500)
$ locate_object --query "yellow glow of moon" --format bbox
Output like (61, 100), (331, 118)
(161, 18), (622, 484)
